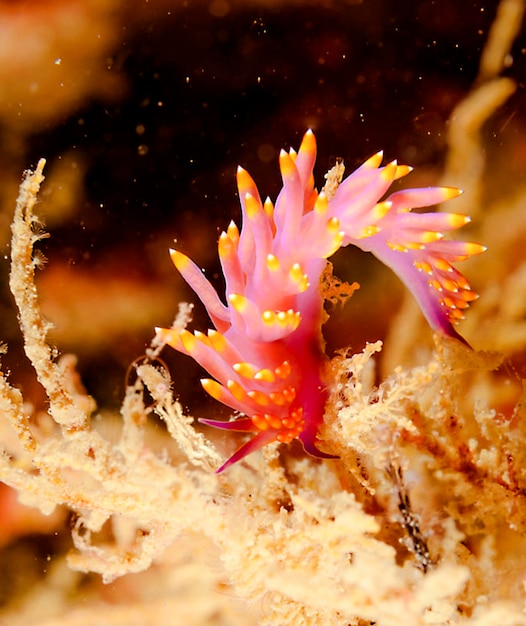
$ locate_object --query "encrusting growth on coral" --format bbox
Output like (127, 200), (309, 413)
(157, 130), (485, 472)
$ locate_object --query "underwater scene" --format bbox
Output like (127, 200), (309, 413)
(1, 1), (526, 624)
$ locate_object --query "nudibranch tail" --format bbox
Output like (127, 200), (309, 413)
(157, 130), (484, 471)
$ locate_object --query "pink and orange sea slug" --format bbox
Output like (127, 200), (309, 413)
(156, 130), (484, 472)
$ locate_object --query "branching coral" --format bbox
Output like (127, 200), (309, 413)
(1, 137), (526, 626)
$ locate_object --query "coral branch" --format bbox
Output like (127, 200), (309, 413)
(10, 160), (91, 431)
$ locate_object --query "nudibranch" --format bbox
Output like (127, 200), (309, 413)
(156, 130), (484, 472)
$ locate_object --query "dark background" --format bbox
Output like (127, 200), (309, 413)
(2, 0), (524, 414)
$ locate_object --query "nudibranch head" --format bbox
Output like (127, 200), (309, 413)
(157, 130), (484, 471)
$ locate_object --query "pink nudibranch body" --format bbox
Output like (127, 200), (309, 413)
(157, 130), (484, 472)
